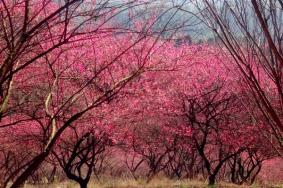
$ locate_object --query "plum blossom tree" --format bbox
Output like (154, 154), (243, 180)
(1, 33), (168, 187)
(53, 125), (113, 188)
(227, 148), (266, 185)
(1, 2), (281, 185)
(180, 85), (247, 185)
(0, 0), (200, 186)
(188, 0), (283, 154)
(111, 45), (277, 185)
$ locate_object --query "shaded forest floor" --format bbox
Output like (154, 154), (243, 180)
(24, 178), (283, 188)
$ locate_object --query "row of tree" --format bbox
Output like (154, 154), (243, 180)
(0, 0), (282, 187)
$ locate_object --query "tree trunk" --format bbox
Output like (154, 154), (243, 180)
(79, 181), (88, 188)
(208, 175), (216, 186)
(10, 152), (49, 188)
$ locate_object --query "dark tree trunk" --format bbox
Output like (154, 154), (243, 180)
(10, 152), (49, 188)
(79, 181), (88, 188)
(208, 175), (216, 186)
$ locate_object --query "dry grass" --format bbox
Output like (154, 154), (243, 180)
(23, 177), (283, 188)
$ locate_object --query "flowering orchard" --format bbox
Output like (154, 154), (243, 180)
(0, 0), (282, 188)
